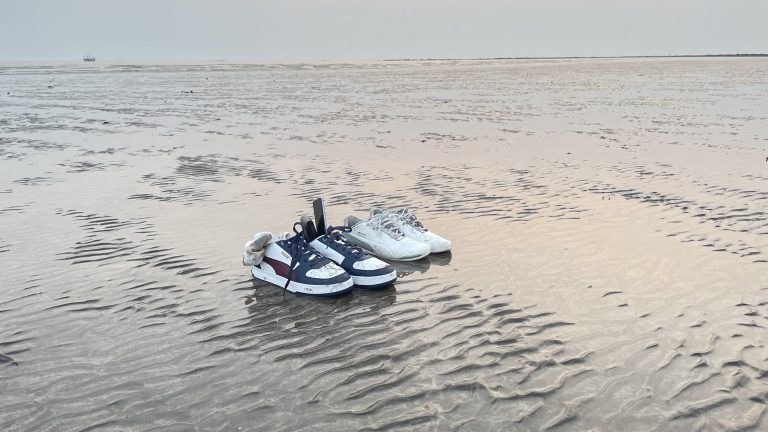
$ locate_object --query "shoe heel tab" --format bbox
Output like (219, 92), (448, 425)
(344, 215), (363, 227)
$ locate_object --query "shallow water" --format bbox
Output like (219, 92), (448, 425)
(2, 58), (768, 431)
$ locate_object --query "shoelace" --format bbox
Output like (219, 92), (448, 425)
(326, 226), (364, 256)
(397, 209), (427, 232)
(284, 222), (324, 294)
(368, 210), (405, 240)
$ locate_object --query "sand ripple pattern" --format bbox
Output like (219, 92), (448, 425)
(2, 58), (768, 431)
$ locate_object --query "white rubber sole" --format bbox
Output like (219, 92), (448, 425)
(251, 266), (353, 296)
(429, 245), (451, 254)
(397, 251), (431, 261)
(351, 270), (397, 288)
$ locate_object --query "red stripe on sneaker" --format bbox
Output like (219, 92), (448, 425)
(262, 257), (295, 280)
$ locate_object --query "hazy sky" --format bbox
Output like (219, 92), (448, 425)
(1, 0), (766, 61)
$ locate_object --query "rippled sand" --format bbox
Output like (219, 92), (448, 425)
(2, 58), (768, 431)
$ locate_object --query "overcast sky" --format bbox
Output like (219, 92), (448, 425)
(1, 0), (766, 61)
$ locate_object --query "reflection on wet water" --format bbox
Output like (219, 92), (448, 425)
(387, 252), (452, 279)
(2, 58), (768, 431)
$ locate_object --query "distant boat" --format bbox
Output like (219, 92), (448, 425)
(83, 54), (96, 62)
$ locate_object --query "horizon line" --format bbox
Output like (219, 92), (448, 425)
(2, 53), (767, 64)
(384, 53), (768, 61)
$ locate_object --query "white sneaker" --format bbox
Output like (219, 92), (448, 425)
(371, 208), (451, 253)
(342, 210), (430, 261)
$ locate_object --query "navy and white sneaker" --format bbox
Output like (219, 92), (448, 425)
(307, 222), (397, 289)
(307, 200), (396, 288)
(243, 223), (353, 297)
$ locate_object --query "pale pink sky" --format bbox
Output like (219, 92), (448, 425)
(1, 0), (766, 61)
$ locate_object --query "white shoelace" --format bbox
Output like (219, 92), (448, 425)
(397, 209), (427, 232)
(368, 210), (405, 240)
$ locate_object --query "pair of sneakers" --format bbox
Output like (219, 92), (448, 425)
(342, 208), (451, 261)
(242, 203), (398, 297)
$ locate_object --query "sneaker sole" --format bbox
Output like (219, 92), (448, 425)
(351, 270), (397, 289)
(430, 245), (451, 254)
(251, 266), (353, 297)
(395, 251), (430, 261)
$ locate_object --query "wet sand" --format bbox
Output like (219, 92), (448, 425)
(2, 58), (768, 431)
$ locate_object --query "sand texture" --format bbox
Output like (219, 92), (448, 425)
(2, 58), (768, 431)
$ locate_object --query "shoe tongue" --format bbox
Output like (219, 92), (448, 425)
(369, 208), (381, 219)
(299, 215), (317, 242)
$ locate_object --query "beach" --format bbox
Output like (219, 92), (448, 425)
(2, 57), (768, 431)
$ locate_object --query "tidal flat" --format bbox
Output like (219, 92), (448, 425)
(2, 57), (768, 431)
